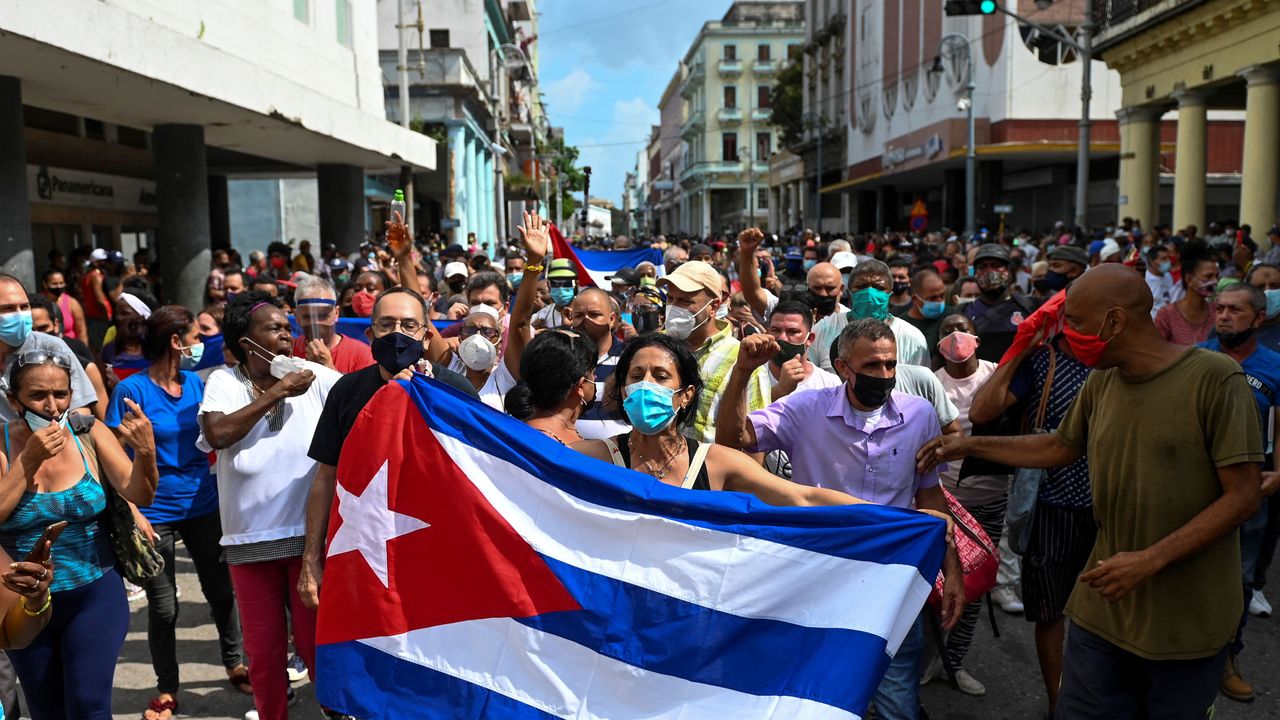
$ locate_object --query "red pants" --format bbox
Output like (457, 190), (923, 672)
(228, 556), (317, 720)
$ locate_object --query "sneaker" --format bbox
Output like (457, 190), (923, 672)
(125, 582), (146, 603)
(287, 654), (308, 683)
(244, 689), (297, 720)
(1221, 653), (1255, 702)
(244, 712), (259, 720)
(919, 656), (942, 686)
(1248, 589), (1272, 618)
(952, 667), (986, 697)
(991, 585), (1025, 614)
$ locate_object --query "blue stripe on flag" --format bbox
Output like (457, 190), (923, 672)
(574, 247), (664, 271)
(287, 316), (458, 345)
(401, 376), (946, 580)
(316, 641), (559, 720)
(519, 553), (887, 714)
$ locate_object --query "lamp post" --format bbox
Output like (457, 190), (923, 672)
(802, 112), (826, 231)
(932, 33), (976, 238)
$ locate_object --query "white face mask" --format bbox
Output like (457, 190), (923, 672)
(665, 300), (712, 340)
(458, 333), (497, 372)
(245, 338), (305, 379)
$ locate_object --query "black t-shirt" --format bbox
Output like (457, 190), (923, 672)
(308, 362), (478, 466)
(61, 336), (94, 370)
(898, 312), (945, 369)
(962, 292), (1041, 362)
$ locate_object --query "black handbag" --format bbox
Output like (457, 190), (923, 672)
(75, 421), (165, 585)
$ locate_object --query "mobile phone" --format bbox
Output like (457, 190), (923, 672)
(24, 521), (67, 564)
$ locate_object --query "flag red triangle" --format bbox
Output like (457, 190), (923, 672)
(317, 384), (580, 645)
(549, 223), (597, 288)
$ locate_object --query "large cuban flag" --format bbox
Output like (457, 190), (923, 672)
(550, 223), (664, 289)
(315, 375), (947, 720)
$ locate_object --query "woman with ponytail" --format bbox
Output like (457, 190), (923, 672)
(504, 328), (597, 445)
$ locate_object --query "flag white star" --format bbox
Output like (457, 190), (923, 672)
(327, 460), (431, 588)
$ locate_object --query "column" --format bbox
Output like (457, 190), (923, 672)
(465, 134), (479, 245)
(1117, 106), (1161, 229)
(767, 187), (779, 230)
(1172, 87), (1210, 232)
(316, 164), (365, 258)
(1240, 65), (1280, 252)
(0, 77), (34, 289)
(482, 149), (495, 252)
(447, 124), (467, 243)
(207, 175), (231, 250)
(153, 125), (212, 312)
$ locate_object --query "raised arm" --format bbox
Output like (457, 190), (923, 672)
(386, 212), (451, 364)
(735, 228), (771, 318)
(969, 327), (1043, 425)
(505, 211), (549, 380)
(92, 399), (158, 506)
(714, 333), (777, 450)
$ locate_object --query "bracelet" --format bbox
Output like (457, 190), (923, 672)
(524, 263), (545, 274)
(21, 593), (51, 617)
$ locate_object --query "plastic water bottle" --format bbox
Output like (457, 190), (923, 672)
(390, 188), (406, 225)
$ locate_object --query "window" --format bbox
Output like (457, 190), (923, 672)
(786, 44), (801, 60)
(429, 29), (450, 48)
(335, 0), (351, 47)
(723, 44), (737, 61)
(293, 0), (309, 22)
(758, 188), (769, 209)
(83, 118), (105, 140)
(757, 86), (770, 109)
(722, 133), (738, 162)
(757, 44), (771, 61)
(723, 86), (737, 109)
(116, 126), (148, 149)
(756, 132), (770, 161)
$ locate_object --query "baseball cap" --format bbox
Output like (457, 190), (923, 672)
(658, 260), (723, 296)
(444, 261), (469, 279)
(972, 243), (1011, 265)
(690, 243), (714, 258)
(1099, 239), (1122, 261)
(90, 248), (109, 261)
(444, 244), (466, 257)
(784, 246), (803, 261)
(830, 251), (858, 272)
(607, 267), (640, 286)
(1048, 245), (1088, 267)
(547, 258), (578, 279)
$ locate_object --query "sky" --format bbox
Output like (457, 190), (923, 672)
(536, 0), (735, 206)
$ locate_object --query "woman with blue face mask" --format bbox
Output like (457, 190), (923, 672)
(0, 350), (158, 720)
(105, 307), (248, 720)
(570, 333), (870, 506)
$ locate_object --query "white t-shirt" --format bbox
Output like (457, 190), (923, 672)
(808, 314), (931, 371)
(933, 360), (1007, 507)
(896, 363), (959, 427)
(532, 304), (567, 329)
(448, 355), (517, 412)
(198, 361), (341, 547)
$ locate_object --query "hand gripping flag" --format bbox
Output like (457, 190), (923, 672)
(315, 376), (947, 720)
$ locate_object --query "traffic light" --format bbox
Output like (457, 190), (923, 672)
(945, 0), (999, 15)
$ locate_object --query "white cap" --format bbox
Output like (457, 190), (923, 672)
(830, 251), (858, 271)
(444, 261), (469, 279)
(90, 248), (109, 261)
(1099, 239), (1122, 261)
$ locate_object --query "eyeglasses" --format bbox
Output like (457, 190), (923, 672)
(15, 351), (73, 370)
(373, 318), (424, 334)
(460, 325), (500, 341)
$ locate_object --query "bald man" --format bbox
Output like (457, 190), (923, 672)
(918, 265), (1267, 719)
(736, 228), (846, 323)
(569, 288), (629, 439)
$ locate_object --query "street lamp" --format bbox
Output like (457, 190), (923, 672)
(931, 33), (976, 238)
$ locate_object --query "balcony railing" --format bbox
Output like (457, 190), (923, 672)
(717, 107), (743, 123)
(718, 59), (743, 75)
(1094, 0), (1209, 48)
(751, 107), (772, 122)
(752, 59), (778, 74)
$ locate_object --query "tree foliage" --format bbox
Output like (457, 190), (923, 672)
(769, 61), (804, 149)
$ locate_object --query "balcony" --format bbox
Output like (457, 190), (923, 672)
(752, 59), (778, 74)
(680, 109), (705, 140)
(717, 107), (743, 124)
(679, 58), (704, 98)
(751, 107), (772, 122)
(718, 59), (743, 76)
(1094, 0), (1209, 52)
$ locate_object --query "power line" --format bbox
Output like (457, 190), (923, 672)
(540, 0), (678, 35)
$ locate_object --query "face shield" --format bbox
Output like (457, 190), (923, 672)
(296, 297), (338, 342)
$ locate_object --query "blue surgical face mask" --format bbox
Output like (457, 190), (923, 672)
(849, 287), (891, 322)
(1266, 288), (1280, 320)
(507, 272), (524, 289)
(550, 286), (575, 307)
(920, 300), (946, 319)
(0, 311), (33, 348)
(1156, 259), (1172, 274)
(21, 405), (64, 433)
(622, 381), (680, 435)
(802, 259), (818, 272)
(180, 342), (205, 370)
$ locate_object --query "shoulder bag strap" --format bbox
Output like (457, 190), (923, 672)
(1033, 346), (1057, 431)
(681, 442), (712, 489)
(602, 438), (627, 468)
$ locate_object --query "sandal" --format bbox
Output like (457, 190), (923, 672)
(228, 667), (253, 695)
(142, 695), (178, 720)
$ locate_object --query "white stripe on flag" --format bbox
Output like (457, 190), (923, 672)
(361, 617), (862, 720)
(435, 432), (932, 652)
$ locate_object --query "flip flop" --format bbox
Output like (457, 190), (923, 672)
(142, 696), (177, 720)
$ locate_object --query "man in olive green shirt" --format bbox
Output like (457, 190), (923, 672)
(917, 265), (1267, 719)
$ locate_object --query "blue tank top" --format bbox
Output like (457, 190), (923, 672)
(0, 425), (113, 593)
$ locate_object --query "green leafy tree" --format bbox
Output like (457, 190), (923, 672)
(769, 61), (804, 149)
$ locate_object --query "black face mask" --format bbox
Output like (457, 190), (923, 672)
(447, 279), (466, 294)
(1043, 270), (1072, 292)
(633, 308), (660, 334)
(1219, 325), (1257, 350)
(1033, 278), (1051, 294)
(371, 331), (423, 374)
(891, 280), (910, 296)
(773, 339), (806, 366)
(47, 286), (66, 297)
(810, 293), (838, 316)
(851, 372), (896, 408)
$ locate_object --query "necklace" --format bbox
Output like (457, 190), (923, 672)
(636, 435), (686, 480)
(237, 366), (284, 431)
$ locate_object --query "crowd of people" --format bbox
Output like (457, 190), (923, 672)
(1, 210), (1275, 720)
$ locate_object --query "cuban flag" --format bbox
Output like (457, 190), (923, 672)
(315, 376), (947, 720)
(549, 223), (664, 289)
(287, 317), (458, 345)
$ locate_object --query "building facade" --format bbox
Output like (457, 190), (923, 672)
(0, 0), (435, 309)
(1098, 0), (1278, 244)
(676, 1), (804, 236)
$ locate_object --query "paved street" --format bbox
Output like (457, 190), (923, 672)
(85, 545), (1280, 719)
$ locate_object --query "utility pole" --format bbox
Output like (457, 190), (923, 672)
(396, 0), (416, 237)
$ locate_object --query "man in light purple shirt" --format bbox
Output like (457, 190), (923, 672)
(717, 319), (965, 720)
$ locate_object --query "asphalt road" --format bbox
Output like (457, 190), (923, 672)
(81, 547), (1280, 719)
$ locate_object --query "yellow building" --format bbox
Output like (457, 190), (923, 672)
(1100, 0), (1280, 243)
(676, 1), (804, 235)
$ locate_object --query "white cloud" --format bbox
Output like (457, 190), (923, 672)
(545, 68), (598, 116)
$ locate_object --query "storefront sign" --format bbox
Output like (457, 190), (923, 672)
(883, 134), (943, 170)
(28, 165), (157, 212)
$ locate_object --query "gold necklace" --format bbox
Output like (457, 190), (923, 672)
(636, 435), (687, 480)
